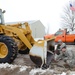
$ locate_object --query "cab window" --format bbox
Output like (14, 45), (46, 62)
(0, 15), (1, 24)
(54, 31), (63, 36)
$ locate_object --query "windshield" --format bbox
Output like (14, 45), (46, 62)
(54, 30), (63, 36)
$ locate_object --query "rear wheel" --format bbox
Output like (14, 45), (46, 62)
(0, 35), (18, 63)
(19, 48), (29, 54)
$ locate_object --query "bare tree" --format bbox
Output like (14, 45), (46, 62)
(61, 2), (75, 31)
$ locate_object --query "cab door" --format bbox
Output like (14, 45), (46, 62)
(54, 30), (65, 42)
(65, 34), (75, 42)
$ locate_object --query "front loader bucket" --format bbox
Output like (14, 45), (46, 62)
(29, 37), (55, 69)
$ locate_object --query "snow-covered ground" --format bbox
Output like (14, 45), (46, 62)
(0, 45), (75, 75)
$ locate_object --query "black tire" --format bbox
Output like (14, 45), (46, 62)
(74, 40), (75, 45)
(19, 48), (29, 54)
(0, 35), (18, 63)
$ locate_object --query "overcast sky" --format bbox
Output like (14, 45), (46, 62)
(0, 0), (70, 34)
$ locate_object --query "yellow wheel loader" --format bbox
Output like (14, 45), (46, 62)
(0, 9), (55, 69)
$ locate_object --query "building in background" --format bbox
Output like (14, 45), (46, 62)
(6, 20), (45, 38)
(29, 20), (45, 38)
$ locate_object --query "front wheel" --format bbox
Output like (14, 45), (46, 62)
(0, 35), (18, 63)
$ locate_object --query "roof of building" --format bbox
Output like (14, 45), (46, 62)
(5, 20), (38, 25)
(5, 20), (45, 28)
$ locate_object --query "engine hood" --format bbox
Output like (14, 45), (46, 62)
(44, 34), (54, 39)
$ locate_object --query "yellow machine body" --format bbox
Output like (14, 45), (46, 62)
(0, 9), (55, 69)
(0, 22), (35, 50)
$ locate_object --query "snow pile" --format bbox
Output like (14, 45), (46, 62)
(19, 66), (29, 72)
(0, 63), (17, 69)
(29, 68), (54, 75)
(29, 68), (67, 75)
(0, 63), (30, 71)
(61, 72), (66, 75)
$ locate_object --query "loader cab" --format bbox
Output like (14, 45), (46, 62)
(0, 15), (1, 24)
(0, 9), (5, 25)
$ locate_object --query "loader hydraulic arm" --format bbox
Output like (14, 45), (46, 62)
(1, 25), (34, 50)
